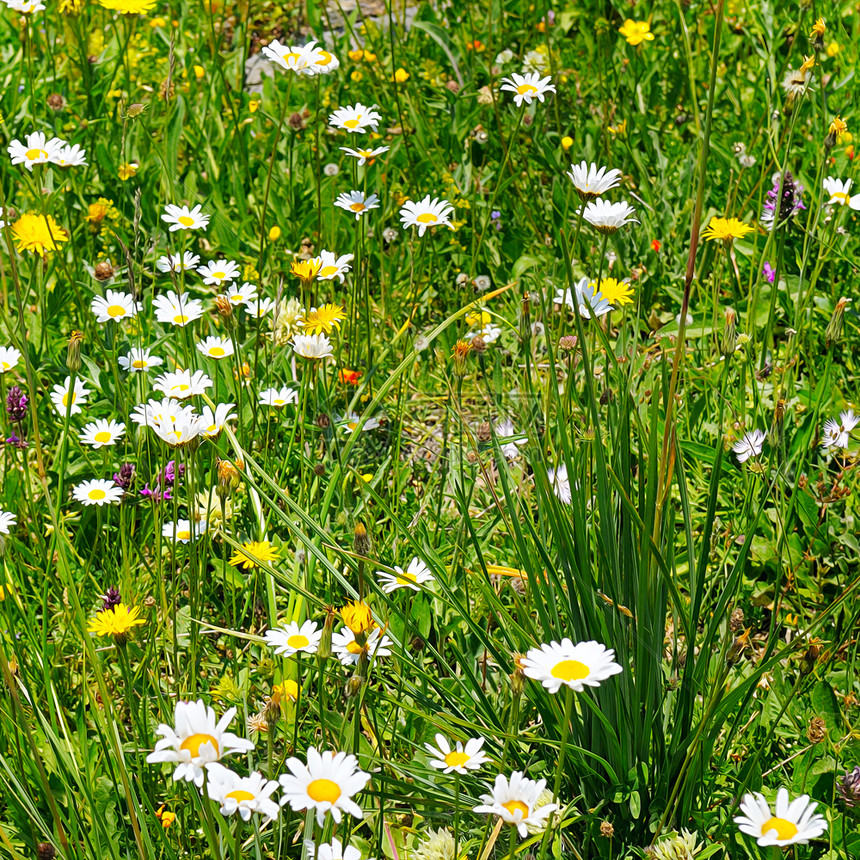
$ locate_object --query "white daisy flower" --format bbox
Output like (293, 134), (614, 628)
(312, 250), (354, 281)
(161, 204), (210, 232)
(339, 145), (390, 166)
(196, 336), (235, 360)
(145, 699), (254, 787)
(292, 333), (334, 360)
(466, 324), (502, 343)
(162, 519), (205, 544)
(0, 346), (22, 372)
(156, 251), (201, 273)
(306, 43), (340, 75)
(0, 510), (16, 534)
(222, 282), (258, 305)
(496, 419), (526, 459)
(118, 348), (163, 373)
(8, 131), (64, 171)
(259, 386), (299, 408)
(4, 0), (46, 11)
(328, 103), (382, 133)
(340, 412), (381, 433)
(547, 463), (572, 503)
(199, 402), (236, 437)
(554, 277), (613, 319)
(261, 39), (319, 74)
(49, 376), (90, 416)
(376, 557), (435, 593)
(243, 297), (276, 318)
(732, 429), (766, 463)
(734, 788), (827, 846)
(495, 49), (514, 65)
(153, 290), (204, 327)
(473, 772), (558, 837)
(331, 627), (392, 666)
(278, 748), (370, 825)
(566, 162), (623, 201)
(499, 72), (556, 106)
(522, 639), (623, 693)
(197, 259), (240, 286)
(822, 176), (860, 209)
(334, 190), (380, 220)
(79, 418), (126, 449)
(91, 290), (140, 323)
(52, 143), (87, 167)
(265, 620), (322, 656)
(582, 198), (639, 234)
(425, 734), (488, 774)
(523, 50), (549, 74)
(206, 763), (280, 822)
(73, 479), (125, 507)
(153, 369), (213, 399)
(399, 196), (454, 236)
(304, 838), (363, 860)
(130, 397), (207, 447)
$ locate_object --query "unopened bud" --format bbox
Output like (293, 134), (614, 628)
(721, 307), (737, 357)
(66, 331), (84, 373)
(214, 295), (237, 331)
(353, 522), (371, 556)
(826, 297), (850, 348)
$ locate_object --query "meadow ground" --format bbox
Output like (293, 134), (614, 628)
(0, 1), (858, 859)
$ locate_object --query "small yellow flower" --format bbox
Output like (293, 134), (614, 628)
(561, 135), (573, 151)
(350, 70), (363, 83)
(591, 277), (634, 306)
(87, 603), (146, 642)
(465, 310), (491, 327)
(830, 115), (848, 137)
(810, 17), (826, 38)
(249, 98), (260, 113)
(86, 198), (114, 226)
(619, 19), (654, 46)
(118, 162), (139, 181)
(394, 68), (410, 83)
(348, 48), (363, 61)
(291, 257), (322, 285)
(341, 600), (374, 635)
(826, 42), (840, 58)
(700, 216), (754, 244)
(268, 225), (281, 241)
(274, 679), (299, 702)
(363, 50), (377, 62)
(300, 303), (346, 336)
(149, 15), (166, 26)
(229, 540), (279, 570)
(607, 119), (627, 137)
(193, 64), (205, 80)
(12, 214), (69, 257)
(155, 805), (176, 829)
(799, 54), (815, 74)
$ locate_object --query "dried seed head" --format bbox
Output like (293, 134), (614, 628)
(807, 716), (826, 744)
(94, 260), (115, 281)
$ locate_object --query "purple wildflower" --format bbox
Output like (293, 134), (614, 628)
(100, 587), (122, 611)
(763, 262), (776, 283)
(6, 386), (28, 424)
(113, 463), (135, 491)
(762, 170), (806, 227)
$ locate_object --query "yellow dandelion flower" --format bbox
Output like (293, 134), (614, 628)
(592, 277), (635, 306)
(291, 257), (323, 285)
(799, 54), (815, 74)
(229, 540), (279, 570)
(98, 0), (157, 13)
(700, 216), (754, 244)
(300, 303), (346, 336)
(619, 20), (654, 46)
(87, 603), (146, 643)
(12, 214), (69, 257)
(341, 600), (374, 635)
(118, 162), (139, 180)
(87, 198), (114, 226)
(810, 17), (826, 38)
(830, 115), (848, 137)
(465, 310), (491, 328)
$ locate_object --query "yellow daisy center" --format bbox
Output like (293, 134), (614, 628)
(287, 634), (310, 649)
(177, 215), (195, 227)
(502, 800), (530, 818)
(344, 117), (361, 129)
(61, 392), (77, 407)
(317, 50), (332, 64)
(226, 790), (256, 803)
(347, 641), (363, 654)
(833, 191), (850, 204)
(273, 398), (285, 406)
(180, 733), (220, 758)
(761, 817), (798, 841)
(516, 83), (538, 95)
(444, 751), (470, 768)
(94, 431), (112, 443)
(177, 529), (191, 540)
(212, 271), (226, 279)
(107, 304), (127, 318)
(177, 384), (190, 392)
(319, 265), (338, 277)
(26, 148), (48, 160)
(88, 488), (106, 500)
(550, 659), (590, 681)
(132, 359), (147, 369)
(285, 52), (300, 61)
(209, 346), (225, 357)
(350, 202), (366, 212)
(307, 778), (341, 804)
(416, 213), (438, 223)
(396, 570), (417, 583)
(1, 362), (10, 370)
(173, 314), (189, 324)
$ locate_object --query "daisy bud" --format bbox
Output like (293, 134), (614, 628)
(345, 672), (365, 698)
(826, 297), (850, 348)
(214, 295), (237, 331)
(66, 331), (84, 374)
